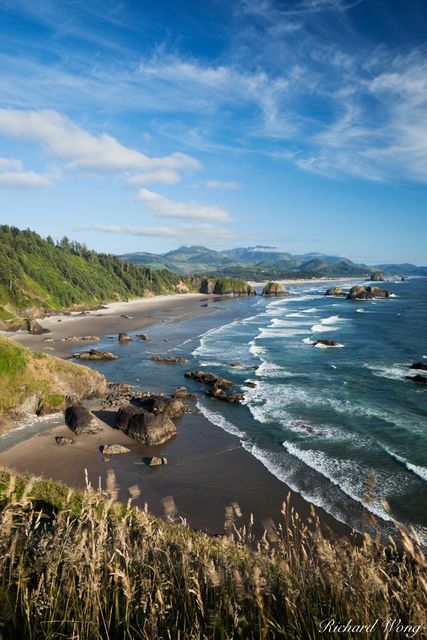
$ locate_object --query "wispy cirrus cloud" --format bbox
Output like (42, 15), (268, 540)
(127, 170), (180, 186)
(77, 222), (244, 246)
(204, 180), (241, 190)
(136, 188), (230, 222)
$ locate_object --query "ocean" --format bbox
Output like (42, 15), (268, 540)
(50, 277), (427, 539)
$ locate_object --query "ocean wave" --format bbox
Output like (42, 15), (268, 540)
(283, 442), (395, 522)
(314, 341), (344, 348)
(311, 324), (338, 333)
(196, 399), (246, 439)
(249, 340), (266, 357)
(365, 363), (410, 381)
(255, 360), (296, 379)
(383, 448), (427, 482)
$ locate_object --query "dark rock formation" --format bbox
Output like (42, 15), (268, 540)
(261, 282), (287, 296)
(347, 286), (372, 300)
(365, 286), (390, 298)
(150, 356), (188, 364)
(139, 395), (185, 419)
(65, 404), (99, 435)
(137, 333), (150, 341)
(184, 370), (234, 389)
(122, 410), (176, 445)
(73, 349), (118, 361)
(325, 287), (345, 297)
(313, 339), (339, 347)
(199, 278), (214, 294)
(26, 319), (50, 335)
(406, 375), (427, 384)
(411, 362), (427, 372)
(118, 332), (132, 343)
(173, 386), (197, 401)
(369, 271), (385, 282)
(115, 404), (142, 431)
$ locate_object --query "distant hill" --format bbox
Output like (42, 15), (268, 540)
(121, 245), (426, 280)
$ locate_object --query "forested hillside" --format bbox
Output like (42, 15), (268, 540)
(0, 227), (255, 325)
(0, 226), (193, 322)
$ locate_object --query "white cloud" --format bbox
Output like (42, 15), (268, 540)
(136, 188), (230, 222)
(0, 108), (200, 175)
(78, 222), (240, 244)
(0, 156), (23, 171)
(77, 224), (177, 237)
(0, 170), (53, 188)
(204, 180), (241, 190)
(127, 170), (180, 185)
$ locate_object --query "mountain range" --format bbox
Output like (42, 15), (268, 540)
(120, 245), (427, 279)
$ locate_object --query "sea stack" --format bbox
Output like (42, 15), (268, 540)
(261, 282), (287, 296)
(369, 271), (385, 282)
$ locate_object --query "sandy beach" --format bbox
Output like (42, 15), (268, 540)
(0, 290), (358, 539)
(9, 293), (212, 357)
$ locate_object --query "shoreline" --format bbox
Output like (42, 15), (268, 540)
(0, 289), (358, 540)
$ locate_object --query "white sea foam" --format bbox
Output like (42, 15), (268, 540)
(196, 399), (246, 439)
(356, 308), (368, 313)
(314, 341), (344, 348)
(302, 337), (315, 345)
(311, 324), (338, 333)
(383, 448), (427, 482)
(283, 442), (395, 521)
(365, 363), (410, 381)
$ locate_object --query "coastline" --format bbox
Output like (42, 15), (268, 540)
(7, 293), (212, 358)
(0, 290), (358, 540)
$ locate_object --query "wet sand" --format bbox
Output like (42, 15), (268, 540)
(0, 405), (354, 539)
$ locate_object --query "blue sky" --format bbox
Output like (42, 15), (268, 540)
(0, 0), (426, 264)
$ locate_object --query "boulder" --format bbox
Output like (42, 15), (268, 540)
(55, 436), (75, 446)
(173, 386), (197, 401)
(118, 332), (132, 343)
(346, 286), (372, 300)
(115, 404), (143, 430)
(245, 381), (257, 388)
(143, 456), (168, 466)
(261, 282), (287, 296)
(139, 395), (185, 419)
(325, 287), (345, 297)
(149, 356), (188, 364)
(184, 370), (234, 389)
(121, 314), (133, 319)
(410, 362), (427, 372)
(313, 339), (339, 347)
(65, 404), (99, 435)
(406, 375), (427, 384)
(100, 444), (130, 455)
(125, 411), (177, 445)
(73, 349), (118, 361)
(206, 385), (244, 403)
(365, 286), (390, 298)
(137, 333), (150, 341)
(26, 319), (50, 335)
(369, 271), (385, 282)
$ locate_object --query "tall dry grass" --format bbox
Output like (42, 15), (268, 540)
(0, 468), (425, 639)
